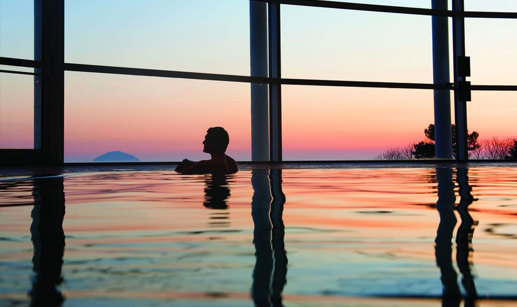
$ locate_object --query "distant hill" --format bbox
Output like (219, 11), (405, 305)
(93, 151), (140, 162)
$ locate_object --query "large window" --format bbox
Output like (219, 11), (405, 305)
(466, 18), (517, 86)
(65, 72), (251, 162)
(1, 1), (516, 163)
(283, 86), (436, 160)
(320, 1), (432, 8)
(0, 0), (34, 60)
(465, 1), (517, 12)
(0, 0), (37, 151)
(61, 0), (252, 162)
(468, 92), (517, 159)
(466, 13), (517, 159)
(282, 5), (432, 82)
(469, 91), (517, 138)
(0, 72), (34, 148)
(65, 0), (250, 75)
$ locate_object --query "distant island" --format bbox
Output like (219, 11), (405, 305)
(93, 151), (140, 162)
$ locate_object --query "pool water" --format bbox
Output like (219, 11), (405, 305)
(1, 164), (517, 306)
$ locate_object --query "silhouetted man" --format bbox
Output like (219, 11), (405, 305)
(175, 127), (238, 175)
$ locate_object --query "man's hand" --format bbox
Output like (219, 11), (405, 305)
(175, 159), (194, 172)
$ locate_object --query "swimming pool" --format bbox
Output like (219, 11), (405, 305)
(1, 164), (517, 306)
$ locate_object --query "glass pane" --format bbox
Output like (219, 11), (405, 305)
(319, 0), (432, 9)
(465, 0), (517, 12)
(65, 72), (251, 162)
(0, 65), (35, 74)
(466, 18), (517, 85)
(0, 0), (34, 60)
(0, 72), (34, 148)
(65, 0), (250, 75)
(281, 5), (433, 82)
(469, 91), (517, 160)
(282, 85), (449, 160)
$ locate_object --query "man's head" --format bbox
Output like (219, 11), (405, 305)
(203, 127), (229, 154)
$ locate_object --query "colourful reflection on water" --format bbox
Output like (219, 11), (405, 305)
(1, 166), (517, 306)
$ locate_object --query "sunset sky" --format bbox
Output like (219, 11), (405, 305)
(1, 0), (516, 161)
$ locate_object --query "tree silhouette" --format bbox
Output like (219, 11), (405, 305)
(506, 140), (517, 161)
(479, 137), (512, 159)
(412, 124), (480, 158)
(412, 141), (435, 159)
(376, 144), (414, 160)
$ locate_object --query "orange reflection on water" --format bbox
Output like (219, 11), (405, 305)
(2, 165), (517, 305)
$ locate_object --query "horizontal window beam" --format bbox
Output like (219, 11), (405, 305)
(471, 85), (517, 91)
(463, 11), (517, 19)
(65, 63), (447, 90)
(282, 78), (451, 90)
(64, 63), (517, 91)
(263, 0), (449, 16)
(0, 57), (41, 68)
(64, 63), (269, 84)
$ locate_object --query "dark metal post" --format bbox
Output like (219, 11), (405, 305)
(251, 169), (273, 305)
(452, 0), (469, 161)
(34, 0), (65, 164)
(269, 2), (282, 162)
(250, 0), (269, 161)
(431, 0), (453, 159)
(30, 176), (66, 305)
(269, 169), (287, 304)
(435, 167), (460, 302)
(34, 0), (42, 149)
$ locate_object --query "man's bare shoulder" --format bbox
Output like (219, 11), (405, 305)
(225, 155), (238, 174)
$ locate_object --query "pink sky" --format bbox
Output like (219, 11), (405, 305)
(1, 71), (516, 161)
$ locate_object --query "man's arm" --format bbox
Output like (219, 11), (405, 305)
(175, 159), (194, 172)
(175, 160), (211, 174)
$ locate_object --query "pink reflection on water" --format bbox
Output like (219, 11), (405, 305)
(1, 165), (517, 304)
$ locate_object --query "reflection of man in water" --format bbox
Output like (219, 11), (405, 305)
(175, 127), (238, 175)
(204, 176), (230, 210)
(203, 175), (231, 228)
